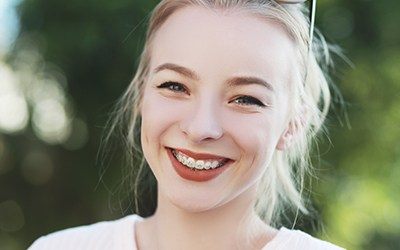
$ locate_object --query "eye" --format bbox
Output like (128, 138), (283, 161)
(230, 95), (267, 108)
(157, 81), (189, 94)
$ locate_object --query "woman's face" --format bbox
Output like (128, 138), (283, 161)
(140, 6), (297, 211)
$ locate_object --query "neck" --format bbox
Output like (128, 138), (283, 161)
(137, 185), (276, 250)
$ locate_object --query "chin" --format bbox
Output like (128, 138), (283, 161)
(166, 190), (224, 213)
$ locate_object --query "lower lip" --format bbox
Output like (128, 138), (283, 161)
(166, 148), (232, 182)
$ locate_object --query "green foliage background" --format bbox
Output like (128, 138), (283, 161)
(0, 0), (399, 249)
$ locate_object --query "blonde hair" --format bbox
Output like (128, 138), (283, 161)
(103, 0), (335, 225)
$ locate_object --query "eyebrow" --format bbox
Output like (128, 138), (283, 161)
(226, 76), (274, 92)
(154, 63), (274, 92)
(154, 63), (200, 81)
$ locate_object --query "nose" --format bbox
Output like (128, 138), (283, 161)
(179, 99), (224, 143)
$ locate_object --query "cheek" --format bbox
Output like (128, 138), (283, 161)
(141, 91), (177, 136)
(224, 112), (281, 156)
(140, 90), (181, 175)
(224, 113), (284, 190)
(226, 111), (285, 167)
(140, 89), (189, 155)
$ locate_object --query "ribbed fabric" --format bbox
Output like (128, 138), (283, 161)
(29, 214), (344, 250)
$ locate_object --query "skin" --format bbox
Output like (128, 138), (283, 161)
(136, 6), (297, 250)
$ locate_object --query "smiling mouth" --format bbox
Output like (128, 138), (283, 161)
(166, 147), (233, 182)
(168, 148), (231, 171)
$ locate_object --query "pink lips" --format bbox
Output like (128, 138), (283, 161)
(166, 147), (233, 182)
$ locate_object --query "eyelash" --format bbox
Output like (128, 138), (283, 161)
(156, 81), (267, 108)
(157, 81), (189, 94)
(229, 96), (267, 108)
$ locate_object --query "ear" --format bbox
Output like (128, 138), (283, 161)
(276, 104), (308, 151)
(276, 122), (295, 151)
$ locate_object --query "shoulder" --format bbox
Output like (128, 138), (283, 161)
(28, 214), (143, 250)
(264, 227), (345, 250)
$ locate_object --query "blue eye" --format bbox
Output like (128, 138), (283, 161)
(231, 96), (266, 107)
(157, 81), (189, 94)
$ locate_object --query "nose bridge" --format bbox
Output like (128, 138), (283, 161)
(180, 94), (223, 143)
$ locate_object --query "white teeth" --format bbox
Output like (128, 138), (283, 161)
(195, 160), (205, 170)
(172, 149), (227, 170)
(211, 161), (219, 169)
(187, 157), (195, 168)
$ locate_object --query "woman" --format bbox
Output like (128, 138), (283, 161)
(30, 0), (344, 249)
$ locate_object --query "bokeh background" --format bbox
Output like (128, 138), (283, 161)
(0, 0), (399, 249)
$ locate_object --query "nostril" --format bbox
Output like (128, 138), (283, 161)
(179, 120), (223, 143)
(178, 102), (224, 142)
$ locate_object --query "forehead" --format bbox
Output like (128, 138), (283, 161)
(150, 6), (297, 88)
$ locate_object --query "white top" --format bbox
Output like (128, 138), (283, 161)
(29, 214), (345, 250)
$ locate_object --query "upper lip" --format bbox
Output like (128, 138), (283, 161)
(168, 147), (232, 161)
